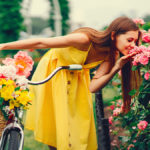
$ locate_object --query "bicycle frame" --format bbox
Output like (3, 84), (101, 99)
(0, 110), (24, 150)
(28, 65), (82, 85)
(0, 64), (82, 150)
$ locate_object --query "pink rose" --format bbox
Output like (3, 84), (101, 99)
(133, 140), (137, 143)
(133, 18), (145, 25)
(142, 33), (150, 43)
(132, 60), (138, 66)
(108, 116), (113, 125)
(113, 108), (122, 116)
(144, 72), (150, 80)
(139, 55), (149, 65)
(110, 105), (115, 110)
(137, 121), (148, 130)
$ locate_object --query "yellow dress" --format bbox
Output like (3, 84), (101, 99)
(25, 45), (104, 150)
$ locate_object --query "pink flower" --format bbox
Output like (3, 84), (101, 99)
(127, 144), (134, 150)
(142, 33), (150, 43)
(110, 105), (115, 110)
(132, 60), (138, 66)
(117, 99), (122, 107)
(133, 140), (137, 143)
(113, 108), (122, 116)
(137, 121), (148, 130)
(139, 55), (149, 65)
(2, 51), (34, 77)
(2, 58), (14, 66)
(0, 74), (6, 79)
(133, 18), (145, 25)
(14, 51), (34, 77)
(144, 72), (150, 80)
(108, 116), (113, 125)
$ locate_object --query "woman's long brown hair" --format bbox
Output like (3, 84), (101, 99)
(73, 16), (141, 112)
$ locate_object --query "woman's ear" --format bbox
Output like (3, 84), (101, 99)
(111, 31), (115, 40)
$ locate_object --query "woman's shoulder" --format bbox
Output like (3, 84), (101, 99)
(66, 32), (91, 51)
(68, 32), (90, 44)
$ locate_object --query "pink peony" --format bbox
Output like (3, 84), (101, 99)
(133, 18), (145, 25)
(14, 51), (34, 77)
(2, 51), (34, 77)
(144, 72), (150, 80)
(2, 58), (14, 66)
(137, 121), (148, 130)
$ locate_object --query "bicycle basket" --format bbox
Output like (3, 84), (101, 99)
(0, 110), (7, 137)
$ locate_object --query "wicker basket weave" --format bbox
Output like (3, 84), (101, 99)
(0, 110), (7, 137)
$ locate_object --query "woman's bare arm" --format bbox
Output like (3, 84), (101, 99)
(89, 52), (137, 93)
(0, 33), (90, 50)
(89, 61), (117, 92)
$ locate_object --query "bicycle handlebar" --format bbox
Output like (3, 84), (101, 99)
(28, 64), (82, 85)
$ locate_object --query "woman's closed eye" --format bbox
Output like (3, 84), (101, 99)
(127, 38), (137, 44)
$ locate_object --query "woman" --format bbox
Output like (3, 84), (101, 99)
(0, 16), (141, 150)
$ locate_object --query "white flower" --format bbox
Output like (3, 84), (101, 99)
(132, 126), (136, 129)
(16, 75), (29, 89)
(2, 106), (11, 114)
(0, 65), (17, 80)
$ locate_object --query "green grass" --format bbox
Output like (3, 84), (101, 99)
(102, 86), (120, 106)
(24, 129), (49, 150)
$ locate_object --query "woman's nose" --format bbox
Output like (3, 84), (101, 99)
(130, 42), (135, 48)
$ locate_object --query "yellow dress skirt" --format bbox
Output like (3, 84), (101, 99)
(25, 46), (103, 150)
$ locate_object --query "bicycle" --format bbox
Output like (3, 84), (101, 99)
(0, 64), (82, 150)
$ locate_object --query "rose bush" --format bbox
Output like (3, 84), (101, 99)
(108, 19), (150, 150)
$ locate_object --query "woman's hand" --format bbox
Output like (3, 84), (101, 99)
(114, 52), (137, 70)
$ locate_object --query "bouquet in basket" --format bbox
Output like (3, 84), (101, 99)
(0, 51), (34, 121)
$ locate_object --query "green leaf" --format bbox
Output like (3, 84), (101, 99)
(0, 97), (4, 105)
(15, 87), (20, 91)
(132, 66), (138, 71)
(129, 89), (137, 96)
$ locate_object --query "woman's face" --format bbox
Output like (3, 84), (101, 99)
(115, 30), (139, 55)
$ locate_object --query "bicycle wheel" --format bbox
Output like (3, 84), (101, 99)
(3, 130), (21, 150)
